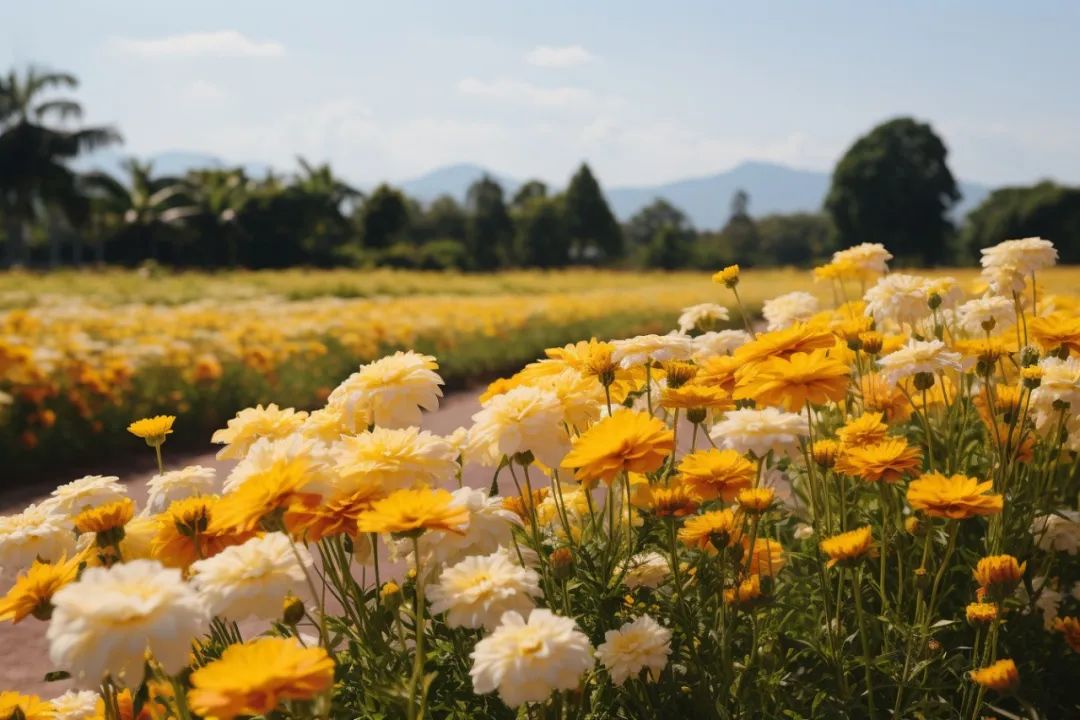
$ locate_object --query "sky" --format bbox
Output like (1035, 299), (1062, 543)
(5, 1), (1080, 188)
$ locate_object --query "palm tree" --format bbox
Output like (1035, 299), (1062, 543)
(294, 156), (363, 214)
(81, 159), (195, 263)
(184, 168), (254, 267)
(0, 66), (120, 267)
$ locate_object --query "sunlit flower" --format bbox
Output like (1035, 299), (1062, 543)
(126, 415), (175, 446)
(965, 601), (998, 625)
(980, 237), (1057, 276)
(744, 537), (785, 577)
(907, 472), (1002, 519)
(724, 574), (764, 606)
(864, 274), (933, 328)
(468, 385), (568, 467)
(0, 555), (79, 623)
(327, 350), (443, 429)
(957, 296), (1015, 335)
(211, 456), (322, 534)
(659, 382), (733, 413)
(146, 465), (217, 514)
(676, 449), (755, 502)
(0, 692), (53, 720)
(357, 488), (470, 537)
(0, 502), (75, 573)
(49, 475), (126, 517)
(677, 303), (730, 334)
(643, 481), (700, 518)
(968, 658), (1019, 694)
(49, 690), (99, 720)
(832, 243), (892, 276)
(859, 372), (911, 422)
(678, 509), (738, 552)
(692, 330), (751, 360)
(810, 439), (840, 467)
(152, 495), (254, 569)
(334, 426), (457, 494)
(709, 407), (808, 458)
(733, 349), (850, 411)
(736, 487), (775, 514)
(1029, 314), (1080, 356)
(820, 526), (874, 568)
(414, 487), (520, 568)
(223, 434), (333, 495)
(610, 333), (694, 369)
(563, 410), (673, 485)
(428, 551), (542, 630)
(596, 614), (671, 685)
(470, 609), (594, 708)
(835, 438), (922, 483)
(211, 403), (308, 460)
(836, 412), (889, 448)
(73, 498), (134, 535)
(622, 552), (670, 589)
(712, 265), (740, 287)
(1031, 511), (1080, 555)
(733, 323), (835, 369)
(973, 555), (1025, 594)
(878, 339), (963, 386)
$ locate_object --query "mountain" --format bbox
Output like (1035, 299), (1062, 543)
(401, 160), (991, 229)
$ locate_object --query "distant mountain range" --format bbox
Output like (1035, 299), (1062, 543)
(73, 152), (992, 230)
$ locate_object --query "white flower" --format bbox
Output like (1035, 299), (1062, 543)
(146, 465), (217, 514)
(470, 609), (594, 708)
(333, 426), (457, 495)
(692, 329), (751, 360)
(1030, 357), (1080, 422)
(327, 350), (443, 429)
(49, 475), (126, 518)
(0, 502), (75, 579)
(47, 560), (208, 683)
(224, 434), (334, 495)
(762, 292), (818, 331)
(794, 523), (815, 540)
(596, 614), (672, 685)
(428, 551), (542, 630)
(981, 237), (1058, 275)
(468, 385), (568, 468)
(610, 333), (694, 368)
(1031, 576), (1063, 629)
(418, 487), (521, 568)
(981, 264), (1027, 296)
(832, 243), (892, 275)
(677, 303), (730, 334)
(622, 552), (670, 589)
(525, 368), (605, 432)
(877, 339), (963, 386)
(189, 532), (312, 621)
(1031, 511), (1080, 555)
(50, 690), (100, 720)
(863, 274), (933, 328)
(710, 407), (808, 458)
(211, 404), (308, 460)
(957, 296), (1015, 335)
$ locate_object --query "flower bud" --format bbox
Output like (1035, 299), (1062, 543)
(550, 547), (574, 581)
(282, 595), (305, 626)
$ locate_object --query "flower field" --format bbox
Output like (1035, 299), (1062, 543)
(4, 244), (1080, 718)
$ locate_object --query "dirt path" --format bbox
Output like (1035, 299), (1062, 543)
(0, 389), (485, 696)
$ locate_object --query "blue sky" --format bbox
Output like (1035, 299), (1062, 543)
(6, 1), (1080, 188)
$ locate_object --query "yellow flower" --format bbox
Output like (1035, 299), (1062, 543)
(188, 637), (335, 720)
(678, 509), (738, 552)
(744, 537), (785, 577)
(676, 449), (755, 503)
(968, 658), (1019, 694)
(0, 691), (54, 720)
(563, 410), (674, 486)
(284, 483), (385, 543)
(736, 487), (775, 514)
(819, 526), (875, 568)
(810, 439), (840, 468)
(1054, 616), (1080, 654)
(659, 383), (733, 413)
(210, 457), (322, 534)
(906, 473), (1002, 520)
(973, 555), (1025, 594)
(835, 438), (922, 483)
(127, 414), (175, 445)
(733, 349), (850, 412)
(0, 555), (79, 623)
(859, 372), (911, 422)
(732, 323), (835, 370)
(723, 574), (763, 606)
(74, 498), (135, 535)
(356, 488), (469, 537)
(153, 496), (255, 569)
(836, 412), (889, 448)
(712, 264), (740, 287)
(965, 602), (998, 625)
(858, 331), (884, 355)
(642, 481), (700, 518)
(1029, 314), (1080, 356)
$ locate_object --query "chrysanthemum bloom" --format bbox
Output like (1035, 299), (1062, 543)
(188, 637), (335, 720)
(622, 552), (670, 589)
(0, 555), (79, 623)
(73, 497), (134, 536)
(762, 291), (820, 331)
(877, 339), (963, 387)
(48, 475), (127, 518)
(810, 439), (840, 468)
(907, 473), (1003, 520)
(836, 412), (889, 448)
(533, 367), (607, 430)
(733, 348), (850, 412)
(957, 296), (1016, 335)
(642, 481), (700, 518)
(49, 689), (99, 720)
(692, 330), (751, 361)
(737, 487), (775, 514)
(0, 691), (54, 720)
(860, 372), (911, 422)
(981, 237), (1057, 275)
(968, 658), (1019, 694)
(428, 551), (542, 630)
(210, 456), (322, 534)
(596, 614), (672, 685)
(357, 488), (470, 538)
(223, 434), (334, 495)
(833, 242), (893, 276)
(1054, 616), (1080, 653)
(126, 415), (175, 447)
(834, 438), (922, 483)
(470, 609), (594, 708)
(0, 502), (75, 571)
(327, 350), (443, 429)
(820, 526), (875, 569)
(974, 555), (1026, 595)
(1030, 314), (1080, 357)
(966, 602), (999, 625)
(676, 449), (755, 502)
(863, 274), (934, 328)
(858, 331), (884, 355)
(152, 495), (254, 569)
(610, 333), (694, 369)
(723, 574), (764, 606)
(145, 465), (217, 514)
(211, 403), (309, 460)
(745, 537), (786, 577)
(563, 410), (673, 486)
(412, 487), (522, 569)
(1031, 510), (1080, 555)
(189, 532), (312, 621)
(731, 324), (844, 372)
(659, 383), (733, 416)
(709, 407), (808, 458)
(677, 303), (730, 334)
(333, 426), (457, 494)
(678, 509), (738, 553)
(47, 560), (208, 683)
(468, 385), (569, 468)
(713, 264), (740, 287)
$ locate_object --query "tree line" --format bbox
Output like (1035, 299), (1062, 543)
(4, 65), (1080, 271)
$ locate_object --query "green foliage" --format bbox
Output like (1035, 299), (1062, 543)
(358, 183), (410, 250)
(515, 195), (571, 268)
(826, 117), (960, 266)
(754, 212), (835, 267)
(960, 181), (1080, 263)
(465, 176), (515, 270)
(564, 163), (623, 262)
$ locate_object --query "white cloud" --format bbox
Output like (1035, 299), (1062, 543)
(526, 44), (594, 68)
(184, 80), (226, 102)
(109, 31), (284, 58)
(458, 77), (591, 107)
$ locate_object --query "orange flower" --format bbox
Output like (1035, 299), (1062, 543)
(835, 438), (922, 483)
(643, 481), (700, 518)
(973, 555), (1025, 594)
(907, 472), (1002, 520)
(744, 537), (785, 577)
(678, 509), (738, 552)
(152, 496), (255, 569)
(1054, 616), (1080, 654)
(676, 449), (756, 503)
(968, 658), (1019, 694)
(1029, 314), (1080, 356)
(819, 526), (875, 568)
(836, 412), (889, 448)
(563, 410), (674, 485)
(659, 383), (733, 412)
(356, 488), (469, 537)
(733, 349), (850, 412)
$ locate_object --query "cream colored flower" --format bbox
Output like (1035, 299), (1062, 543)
(47, 560), (208, 683)
(864, 274), (933, 328)
(677, 303), (730, 334)
(877, 339), (962, 386)
(49, 690), (99, 720)
(610, 333), (694, 369)
(146, 465), (217, 514)
(327, 350), (443, 429)
(189, 532), (312, 621)
(428, 551), (542, 630)
(710, 407), (808, 458)
(957, 296), (1015, 335)
(762, 291), (819, 331)
(1031, 511), (1080, 555)
(529, 368), (605, 431)
(470, 609), (594, 708)
(223, 435), (334, 496)
(622, 552), (671, 589)
(49, 475), (126, 518)
(833, 243), (892, 276)
(468, 385), (568, 467)
(334, 426), (457, 495)
(0, 502), (75, 579)
(692, 330), (751, 360)
(416, 487), (520, 569)
(981, 237), (1058, 275)
(211, 404), (309, 460)
(596, 614), (672, 685)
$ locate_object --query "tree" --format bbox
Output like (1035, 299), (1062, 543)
(414, 195), (467, 245)
(825, 117), (960, 266)
(645, 224), (694, 270)
(465, 176), (514, 270)
(563, 163), (623, 262)
(511, 180), (548, 209)
(755, 212), (835, 267)
(0, 66), (120, 267)
(960, 182), (1080, 264)
(712, 188), (759, 266)
(516, 195), (570, 268)
(357, 184), (410, 250)
(624, 198), (694, 251)
(182, 169), (253, 267)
